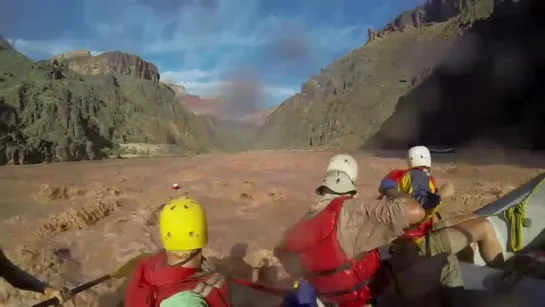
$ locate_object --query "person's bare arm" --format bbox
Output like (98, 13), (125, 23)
(382, 188), (426, 225)
(337, 197), (416, 255)
(0, 249), (47, 293)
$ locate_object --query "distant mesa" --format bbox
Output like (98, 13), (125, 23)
(161, 80), (187, 96)
(52, 49), (92, 60)
(50, 49), (160, 83)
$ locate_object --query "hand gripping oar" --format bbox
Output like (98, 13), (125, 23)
(31, 253), (152, 307)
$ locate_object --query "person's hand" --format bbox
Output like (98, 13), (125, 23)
(44, 286), (71, 304)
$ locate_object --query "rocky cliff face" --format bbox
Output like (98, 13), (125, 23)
(254, 0), (533, 150)
(0, 43), (233, 165)
(53, 50), (160, 83)
(367, 0), (544, 149)
(367, 0), (495, 42)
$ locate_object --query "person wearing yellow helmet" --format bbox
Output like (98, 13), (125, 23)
(124, 197), (231, 307)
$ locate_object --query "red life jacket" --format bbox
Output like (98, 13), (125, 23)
(386, 168), (438, 240)
(282, 196), (384, 306)
(124, 252), (231, 307)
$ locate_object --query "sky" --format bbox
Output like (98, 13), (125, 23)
(0, 0), (423, 109)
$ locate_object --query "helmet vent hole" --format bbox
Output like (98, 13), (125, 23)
(184, 205), (188, 209)
(170, 206), (175, 210)
(167, 232), (172, 237)
(336, 178), (340, 183)
(189, 231), (195, 237)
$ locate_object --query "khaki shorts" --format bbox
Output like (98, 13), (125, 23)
(418, 229), (465, 288)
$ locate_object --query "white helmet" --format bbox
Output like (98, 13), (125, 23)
(325, 154), (358, 183)
(408, 146), (431, 168)
(317, 154), (359, 195)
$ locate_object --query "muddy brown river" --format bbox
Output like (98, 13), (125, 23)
(0, 150), (543, 306)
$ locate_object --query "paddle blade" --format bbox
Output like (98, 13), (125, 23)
(111, 253), (154, 279)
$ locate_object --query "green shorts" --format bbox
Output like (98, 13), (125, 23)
(418, 229), (464, 288)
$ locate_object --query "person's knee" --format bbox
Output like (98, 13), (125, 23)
(455, 217), (495, 242)
(474, 217), (493, 229)
(471, 217), (497, 240)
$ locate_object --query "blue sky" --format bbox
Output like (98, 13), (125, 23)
(1, 0), (423, 108)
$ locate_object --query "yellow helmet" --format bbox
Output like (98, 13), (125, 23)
(159, 197), (208, 251)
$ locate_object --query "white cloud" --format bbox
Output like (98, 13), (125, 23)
(161, 69), (219, 84)
(90, 50), (104, 56)
(144, 34), (265, 54)
(182, 81), (228, 97)
(8, 38), (105, 57)
(5, 0), (363, 107)
(178, 79), (297, 99)
(264, 85), (298, 96)
(8, 38), (75, 56)
(161, 69), (298, 97)
(81, 0), (266, 55)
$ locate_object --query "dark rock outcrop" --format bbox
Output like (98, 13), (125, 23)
(367, 0), (497, 43)
(366, 0), (544, 149)
(254, 0), (532, 151)
(0, 44), (226, 165)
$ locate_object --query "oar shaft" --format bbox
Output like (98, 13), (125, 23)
(232, 277), (288, 296)
(31, 274), (111, 307)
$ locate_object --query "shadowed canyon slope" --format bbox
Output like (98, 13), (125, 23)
(366, 0), (545, 149)
(255, 0), (545, 151)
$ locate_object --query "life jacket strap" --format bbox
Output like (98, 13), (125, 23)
(316, 277), (371, 297)
(303, 251), (368, 277)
